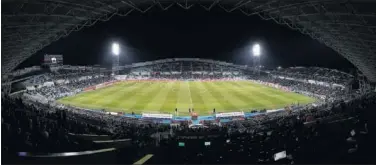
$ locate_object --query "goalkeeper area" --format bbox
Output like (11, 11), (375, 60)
(58, 80), (315, 116)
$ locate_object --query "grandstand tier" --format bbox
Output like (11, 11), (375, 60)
(3, 58), (376, 164)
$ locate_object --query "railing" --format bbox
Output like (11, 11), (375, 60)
(14, 148), (117, 164)
(93, 139), (132, 148)
(68, 133), (111, 141)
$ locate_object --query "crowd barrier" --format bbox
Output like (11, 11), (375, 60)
(15, 148), (117, 164)
(93, 139), (132, 149)
(215, 112), (244, 118)
(68, 133), (111, 141)
(83, 80), (120, 92)
(83, 86), (96, 91)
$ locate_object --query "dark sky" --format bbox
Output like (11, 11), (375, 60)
(18, 5), (355, 72)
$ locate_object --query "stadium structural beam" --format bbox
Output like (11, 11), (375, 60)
(251, 1), (376, 82)
(2, 0), (376, 82)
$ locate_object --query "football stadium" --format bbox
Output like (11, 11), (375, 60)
(2, 0), (376, 164)
(58, 70), (315, 116)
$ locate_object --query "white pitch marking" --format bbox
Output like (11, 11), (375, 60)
(144, 82), (173, 111)
(187, 81), (193, 108)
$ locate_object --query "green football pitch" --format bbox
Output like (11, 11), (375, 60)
(58, 80), (315, 116)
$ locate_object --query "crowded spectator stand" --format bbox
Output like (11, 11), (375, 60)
(17, 64), (364, 126)
(3, 61), (376, 164)
(3, 87), (376, 164)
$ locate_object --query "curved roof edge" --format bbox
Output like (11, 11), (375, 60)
(2, 0), (376, 82)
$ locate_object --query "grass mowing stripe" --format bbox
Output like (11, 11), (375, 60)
(64, 83), (121, 98)
(230, 81), (294, 110)
(235, 81), (288, 105)
(59, 82), (140, 111)
(93, 82), (147, 105)
(61, 85), (122, 103)
(209, 81), (249, 109)
(76, 83), (133, 98)
(102, 82), (154, 107)
(160, 82), (180, 113)
(242, 81), (315, 104)
(249, 81), (315, 105)
(129, 82), (169, 111)
(227, 81), (275, 105)
(194, 81), (225, 111)
(143, 82), (174, 111)
(242, 81), (299, 103)
(74, 82), (137, 104)
(273, 90), (315, 103)
(228, 81), (310, 110)
(228, 80), (249, 88)
(189, 81), (208, 113)
(219, 81), (266, 108)
(117, 82), (162, 110)
(187, 82), (193, 107)
(176, 81), (193, 111)
(58, 80), (316, 115)
(244, 81), (294, 96)
(201, 81), (239, 111)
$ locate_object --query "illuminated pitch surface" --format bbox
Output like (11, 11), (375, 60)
(58, 81), (315, 116)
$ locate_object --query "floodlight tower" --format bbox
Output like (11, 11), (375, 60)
(252, 43), (261, 75)
(112, 42), (120, 75)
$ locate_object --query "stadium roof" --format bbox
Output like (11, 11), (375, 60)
(2, 0), (376, 82)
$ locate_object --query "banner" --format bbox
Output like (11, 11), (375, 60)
(266, 109), (284, 113)
(95, 80), (119, 89)
(215, 112), (245, 118)
(108, 112), (118, 116)
(142, 113), (173, 119)
(84, 86), (96, 91)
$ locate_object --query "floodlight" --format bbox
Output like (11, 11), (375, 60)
(112, 43), (120, 56)
(252, 44), (261, 57)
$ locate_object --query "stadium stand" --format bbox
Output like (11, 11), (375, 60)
(3, 0), (376, 163)
(270, 67), (354, 86)
(2, 60), (376, 164)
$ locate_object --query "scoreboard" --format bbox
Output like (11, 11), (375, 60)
(44, 54), (63, 65)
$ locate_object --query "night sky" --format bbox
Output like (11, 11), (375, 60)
(18, 6), (355, 72)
